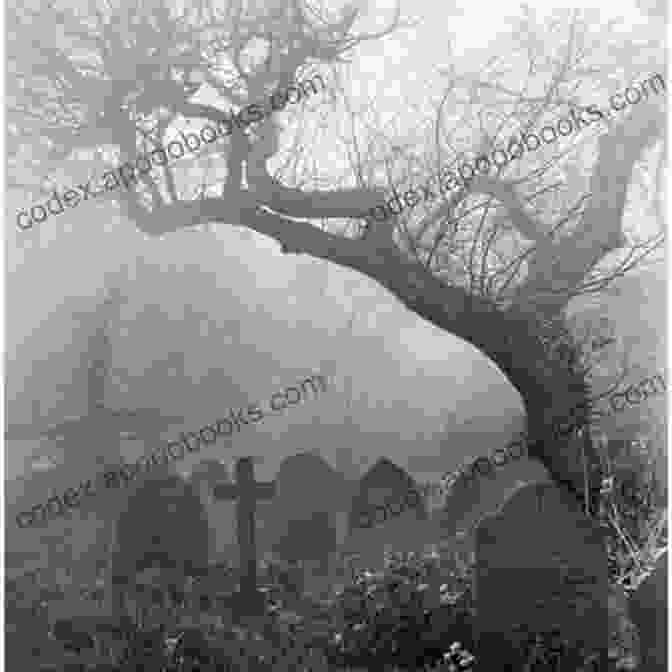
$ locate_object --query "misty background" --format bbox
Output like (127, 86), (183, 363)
(6, 0), (665, 500)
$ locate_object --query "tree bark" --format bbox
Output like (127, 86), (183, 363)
(135, 102), (665, 510)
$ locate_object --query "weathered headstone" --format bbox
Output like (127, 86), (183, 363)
(269, 452), (351, 530)
(475, 482), (608, 671)
(267, 452), (352, 597)
(629, 550), (667, 672)
(343, 458), (430, 571)
(111, 473), (210, 620)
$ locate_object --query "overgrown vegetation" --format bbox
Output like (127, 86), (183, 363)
(11, 457), (666, 672)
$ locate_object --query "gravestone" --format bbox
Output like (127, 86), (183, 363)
(629, 550), (667, 672)
(111, 473), (210, 620)
(269, 452), (351, 531)
(213, 457), (276, 617)
(343, 458), (431, 571)
(475, 482), (608, 671)
(267, 452), (353, 597)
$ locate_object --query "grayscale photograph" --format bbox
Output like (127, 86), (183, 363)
(5, 0), (668, 669)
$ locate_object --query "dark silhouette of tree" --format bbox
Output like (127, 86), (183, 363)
(9, 0), (667, 517)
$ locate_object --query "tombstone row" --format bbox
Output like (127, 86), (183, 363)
(37, 449), (639, 672)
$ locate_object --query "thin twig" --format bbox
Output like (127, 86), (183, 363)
(608, 503), (643, 573)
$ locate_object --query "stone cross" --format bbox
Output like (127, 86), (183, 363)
(213, 457), (276, 616)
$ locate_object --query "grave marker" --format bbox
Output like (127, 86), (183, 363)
(344, 458), (431, 571)
(266, 452), (352, 598)
(213, 457), (276, 617)
(475, 482), (608, 671)
(111, 473), (210, 621)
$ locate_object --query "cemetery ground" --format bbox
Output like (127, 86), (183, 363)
(7, 440), (666, 672)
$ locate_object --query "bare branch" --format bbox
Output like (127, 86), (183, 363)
(515, 100), (665, 318)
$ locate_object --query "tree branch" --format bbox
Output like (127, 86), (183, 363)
(515, 101), (665, 319)
(467, 175), (549, 244)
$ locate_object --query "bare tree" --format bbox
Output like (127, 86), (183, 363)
(9, 0), (667, 514)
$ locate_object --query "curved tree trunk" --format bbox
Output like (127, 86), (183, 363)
(135, 100), (664, 512)
(15, 2), (665, 516)
(140, 193), (604, 510)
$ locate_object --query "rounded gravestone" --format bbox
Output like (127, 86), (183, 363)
(268, 452), (350, 565)
(275, 452), (350, 514)
(111, 473), (210, 614)
(348, 457), (427, 531)
(475, 482), (608, 671)
(344, 458), (429, 571)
